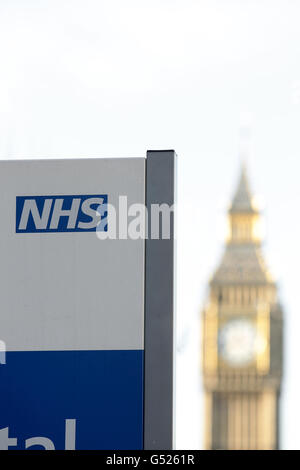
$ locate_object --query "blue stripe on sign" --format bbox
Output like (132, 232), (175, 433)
(0, 350), (143, 450)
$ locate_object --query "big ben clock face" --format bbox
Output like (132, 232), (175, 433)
(218, 318), (266, 367)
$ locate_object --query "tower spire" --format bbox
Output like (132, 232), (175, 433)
(227, 163), (260, 244)
(230, 163), (257, 214)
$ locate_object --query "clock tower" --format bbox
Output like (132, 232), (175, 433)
(202, 164), (283, 450)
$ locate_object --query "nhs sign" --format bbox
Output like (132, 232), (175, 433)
(0, 158), (146, 450)
(0, 153), (175, 450)
(16, 194), (108, 233)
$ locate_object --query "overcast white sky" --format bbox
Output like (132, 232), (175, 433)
(1, 0), (300, 449)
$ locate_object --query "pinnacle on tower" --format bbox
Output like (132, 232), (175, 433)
(229, 163), (257, 214)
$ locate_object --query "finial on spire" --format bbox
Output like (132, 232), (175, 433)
(238, 111), (252, 168)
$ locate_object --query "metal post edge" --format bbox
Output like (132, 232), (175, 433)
(143, 149), (176, 450)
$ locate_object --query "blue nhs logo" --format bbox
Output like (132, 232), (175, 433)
(16, 195), (108, 233)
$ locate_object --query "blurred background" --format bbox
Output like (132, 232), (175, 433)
(1, 0), (300, 449)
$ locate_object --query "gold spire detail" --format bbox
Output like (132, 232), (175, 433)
(228, 164), (260, 244)
(211, 163), (273, 284)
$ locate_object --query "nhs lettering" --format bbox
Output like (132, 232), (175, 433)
(16, 194), (108, 233)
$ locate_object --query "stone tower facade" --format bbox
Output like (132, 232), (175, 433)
(202, 165), (283, 450)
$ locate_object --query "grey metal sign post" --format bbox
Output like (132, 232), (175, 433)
(144, 150), (176, 450)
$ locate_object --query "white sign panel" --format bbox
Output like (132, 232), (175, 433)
(0, 158), (145, 450)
